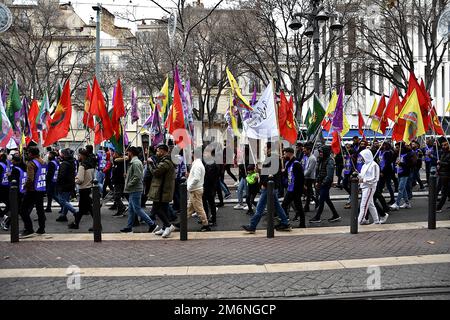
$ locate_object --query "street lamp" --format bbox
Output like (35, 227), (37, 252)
(289, 0), (343, 97)
(93, 4), (102, 82)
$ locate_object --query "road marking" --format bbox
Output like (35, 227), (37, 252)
(0, 220), (448, 242)
(0, 254), (449, 278)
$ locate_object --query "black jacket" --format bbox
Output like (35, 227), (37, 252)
(56, 157), (76, 193)
(112, 158), (126, 185)
(284, 158), (304, 193)
(438, 150), (450, 178)
(260, 155), (282, 190)
(203, 161), (220, 196)
(46, 160), (58, 185)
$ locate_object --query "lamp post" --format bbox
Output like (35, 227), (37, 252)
(289, 0), (343, 97)
(92, 4), (102, 82)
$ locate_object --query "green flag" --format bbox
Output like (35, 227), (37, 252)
(306, 95), (325, 139)
(304, 106), (312, 127)
(6, 80), (21, 129)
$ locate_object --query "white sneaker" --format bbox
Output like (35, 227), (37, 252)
(162, 225), (175, 238)
(390, 203), (400, 211)
(233, 182), (239, 187)
(154, 228), (164, 236)
(370, 221), (382, 225)
(400, 203), (411, 209)
(380, 213), (389, 224)
(192, 212), (198, 217)
(243, 206), (249, 211)
(234, 204), (244, 210)
(359, 219), (370, 225)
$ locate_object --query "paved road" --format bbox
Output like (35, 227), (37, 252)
(0, 227), (449, 299)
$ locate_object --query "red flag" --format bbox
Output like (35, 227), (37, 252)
(164, 81), (190, 148)
(420, 79), (432, 131)
(386, 88), (400, 122)
(279, 95), (297, 144)
(82, 84), (94, 129)
(331, 131), (341, 155)
(322, 119), (332, 131)
(373, 96), (388, 134)
(90, 77), (114, 144)
(430, 106), (445, 135)
(358, 110), (365, 137)
(111, 79), (126, 140)
(28, 99), (40, 144)
(278, 91), (288, 126)
(43, 80), (72, 147)
(404, 72), (430, 131)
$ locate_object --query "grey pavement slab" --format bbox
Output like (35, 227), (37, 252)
(1, 263), (449, 299)
(1, 228), (449, 269)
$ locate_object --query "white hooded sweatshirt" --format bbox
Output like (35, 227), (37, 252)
(358, 149), (380, 189)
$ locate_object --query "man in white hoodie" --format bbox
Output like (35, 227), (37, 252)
(358, 149), (381, 225)
(187, 149), (211, 231)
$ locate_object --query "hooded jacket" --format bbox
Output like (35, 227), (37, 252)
(359, 149), (380, 189)
(316, 146), (334, 186)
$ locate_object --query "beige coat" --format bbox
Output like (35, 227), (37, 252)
(75, 164), (94, 189)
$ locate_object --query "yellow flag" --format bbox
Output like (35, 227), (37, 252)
(159, 77), (169, 115)
(447, 101), (450, 113)
(325, 91), (338, 115)
(226, 67), (251, 109)
(369, 98), (378, 116)
(342, 114), (350, 137)
(398, 89), (425, 144)
(229, 90), (241, 137)
(149, 97), (155, 111)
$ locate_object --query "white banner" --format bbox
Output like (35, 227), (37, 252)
(243, 82), (279, 139)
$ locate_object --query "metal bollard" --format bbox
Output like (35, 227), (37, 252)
(350, 172), (359, 234)
(266, 180), (275, 238)
(91, 180), (102, 242)
(180, 180), (188, 241)
(9, 180), (19, 243)
(428, 174), (437, 230)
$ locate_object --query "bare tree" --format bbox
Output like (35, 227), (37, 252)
(0, 2), (95, 105)
(355, 0), (449, 96)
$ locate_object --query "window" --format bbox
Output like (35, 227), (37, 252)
(336, 63), (341, 88)
(345, 63), (352, 95)
(369, 64), (375, 96)
(209, 65), (218, 86)
(248, 77), (261, 93)
(140, 103), (152, 126)
(393, 65), (402, 85)
(378, 66), (384, 93)
(442, 66), (445, 98)
(77, 110), (84, 129)
(322, 62), (326, 94)
(418, 23), (423, 60)
(348, 18), (356, 54)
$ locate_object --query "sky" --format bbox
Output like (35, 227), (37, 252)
(11, 0), (231, 32)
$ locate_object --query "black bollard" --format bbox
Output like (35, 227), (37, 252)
(180, 181), (188, 241)
(9, 180), (19, 243)
(428, 174), (437, 230)
(267, 180), (275, 238)
(92, 180), (102, 242)
(350, 172), (359, 234)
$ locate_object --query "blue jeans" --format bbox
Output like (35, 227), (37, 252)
(127, 192), (154, 229)
(250, 188), (289, 229)
(396, 176), (410, 206)
(220, 180), (230, 196)
(237, 178), (247, 205)
(56, 192), (78, 216)
(406, 172), (414, 199)
(96, 170), (105, 195)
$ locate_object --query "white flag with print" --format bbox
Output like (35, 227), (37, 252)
(243, 82), (279, 139)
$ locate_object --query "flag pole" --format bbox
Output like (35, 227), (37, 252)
(272, 79), (284, 169)
(122, 117), (127, 175)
